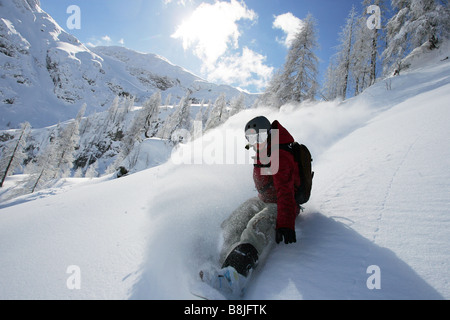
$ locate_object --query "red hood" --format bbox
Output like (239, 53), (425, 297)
(271, 120), (294, 145)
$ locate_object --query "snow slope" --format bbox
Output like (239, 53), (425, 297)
(0, 51), (449, 300)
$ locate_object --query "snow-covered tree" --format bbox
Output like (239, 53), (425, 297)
(363, 0), (388, 86)
(158, 93), (192, 143)
(383, 1), (416, 73)
(323, 60), (340, 100)
(124, 96), (135, 114)
(205, 93), (227, 131)
(24, 137), (58, 193)
(191, 107), (204, 140)
(0, 122), (31, 187)
(324, 2), (388, 100)
(101, 96), (128, 140)
(202, 100), (212, 127)
(140, 91), (161, 138)
(85, 161), (98, 178)
(408, 0), (450, 48)
(351, 14), (374, 96)
(105, 96), (121, 128)
(383, 0), (450, 74)
(335, 6), (359, 100)
(52, 104), (85, 178)
(164, 93), (172, 109)
(229, 92), (246, 117)
(258, 69), (284, 108)
(113, 91), (162, 170)
(73, 167), (83, 178)
(272, 14), (319, 105)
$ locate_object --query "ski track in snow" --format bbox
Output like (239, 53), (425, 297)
(376, 137), (418, 240)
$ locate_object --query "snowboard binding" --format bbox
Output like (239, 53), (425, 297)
(221, 243), (258, 277)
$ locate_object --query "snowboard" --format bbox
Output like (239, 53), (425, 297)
(191, 266), (251, 300)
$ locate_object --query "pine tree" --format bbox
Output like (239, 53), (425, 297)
(105, 96), (121, 128)
(408, 0), (449, 48)
(141, 91), (162, 138)
(258, 69), (284, 108)
(229, 93), (245, 117)
(352, 15), (373, 96)
(114, 91), (162, 170)
(164, 93), (172, 109)
(336, 6), (359, 100)
(102, 96), (127, 140)
(276, 14), (319, 105)
(363, 0), (387, 86)
(384, 0), (416, 73)
(324, 2), (388, 100)
(383, 0), (450, 75)
(205, 93), (227, 131)
(158, 93), (192, 143)
(52, 104), (85, 178)
(192, 107), (204, 140)
(85, 161), (98, 178)
(323, 60), (340, 100)
(25, 137), (58, 193)
(202, 100), (212, 127)
(0, 122), (31, 187)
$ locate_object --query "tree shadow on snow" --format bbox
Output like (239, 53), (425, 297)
(246, 212), (443, 300)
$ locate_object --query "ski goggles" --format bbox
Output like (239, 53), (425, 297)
(245, 130), (269, 145)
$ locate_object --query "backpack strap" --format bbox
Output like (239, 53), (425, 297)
(259, 181), (274, 194)
(254, 163), (271, 168)
(279, 143), (295, 154)
(254, 143), (293, 168)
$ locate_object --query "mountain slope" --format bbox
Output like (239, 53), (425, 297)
(0, 45), (449, 300)
(0, 0), (255, 129)
(247, 70), (450, 300)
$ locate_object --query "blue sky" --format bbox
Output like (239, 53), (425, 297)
(40, 0), (378, 93)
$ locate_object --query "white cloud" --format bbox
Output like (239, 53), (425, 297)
(206, 47), (273, 91)
(101, 35), (112, 43)
(171, 0), (272, 90)
(86, 35), (118, 47)
(273, 12), (303, 48)
(171, 0), (257, 66)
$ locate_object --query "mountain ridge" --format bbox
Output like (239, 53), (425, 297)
(0, 0), (256, 129)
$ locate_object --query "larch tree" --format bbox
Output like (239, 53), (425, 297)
(279, 14), (319, 104)
(0, 122), (31, 187)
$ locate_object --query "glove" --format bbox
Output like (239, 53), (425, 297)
(276, 228), (296, 244)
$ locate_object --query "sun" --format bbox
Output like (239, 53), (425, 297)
(171, 1), (256, 65)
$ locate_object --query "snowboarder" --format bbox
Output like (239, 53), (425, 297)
(218, 116), (301, 284)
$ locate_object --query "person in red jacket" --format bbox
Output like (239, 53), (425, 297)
(219, 116), (301, 278)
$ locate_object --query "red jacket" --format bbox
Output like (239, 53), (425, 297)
(253, 121), (300, 230)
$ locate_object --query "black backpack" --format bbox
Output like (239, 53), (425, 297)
(279, 142), (314, 205)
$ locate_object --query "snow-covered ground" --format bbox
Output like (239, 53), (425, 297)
(0, 50), (449, 300)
